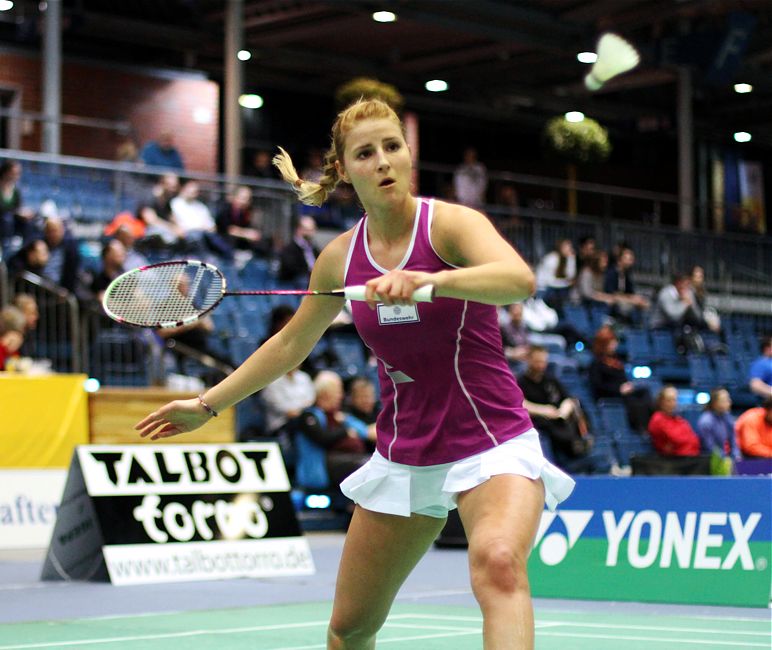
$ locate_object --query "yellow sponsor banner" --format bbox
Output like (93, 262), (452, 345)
(0, 374), (89, 468)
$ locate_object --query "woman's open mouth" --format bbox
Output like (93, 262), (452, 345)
(379, 178), (396, 187)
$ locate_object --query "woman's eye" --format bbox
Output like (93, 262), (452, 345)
(357, 150), (370, 159)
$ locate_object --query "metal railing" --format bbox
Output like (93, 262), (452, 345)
(10, 271), (81, 373)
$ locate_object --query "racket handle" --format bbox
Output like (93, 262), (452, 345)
(343, 285), (435, 303)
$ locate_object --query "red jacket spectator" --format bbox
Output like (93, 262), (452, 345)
(648, 386), (700, 456)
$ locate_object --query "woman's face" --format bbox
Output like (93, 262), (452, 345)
(691, 266), (704, 285)
(660, 388), (678, 415)
(558, 240), (574, 257)
(713, 389), (731, 413)
(338, 118), (412, 209)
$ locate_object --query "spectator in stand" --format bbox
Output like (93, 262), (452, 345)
(499, 302), (530, 366)
(41, 217), (81, 294)
(452, 147), (487, 209)
(589, 326), (652, 434)
(8, 239), (49, 278)
(603, 244), (649, 324)
(0, 160), (35, 254)
(735, 398), (772, 458)
(576, 235), (597, 273)
(575, 250), (617, 308)
(345, 376), (379, 447)
(749, 336), (772, 400)
(249, 149), (280, 180)
(260, 306), (316, 438)
(690, 265), (721, 333)
(295, 370), (371, 487)
(139, 131), (185, 170)
(104, 204), (179, 248)
(536, 238), (576, 312)
(111, 225), (148, 271)
(278, 215), (319, 284)
(147, 173), (180, 222)
(12, 293), (39, 333)
(518, 345), (604, 474)
(648, 386), (701, 456)
(650, 272), (717, 353)
(697, 388), (741, 461)
(493, 183), (520, 229)
(215, 185), (264, 255)
(0, 305), (25, 370)
(115, 135), (139, 163)
(91, 239), (127, 302)
(170, 180), (231, 257)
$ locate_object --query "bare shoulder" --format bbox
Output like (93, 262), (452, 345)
(431, 199), (487, 230)
(430, 199), (504, 266)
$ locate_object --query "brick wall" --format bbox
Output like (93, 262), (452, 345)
(0, 50), (219, 172)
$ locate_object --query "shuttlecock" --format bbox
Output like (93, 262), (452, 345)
(584, 33), (640, 91)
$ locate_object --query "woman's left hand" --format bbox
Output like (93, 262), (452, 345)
(364, 270), (436, 309)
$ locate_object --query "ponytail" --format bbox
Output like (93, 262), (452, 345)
(273, 146), (340, 207)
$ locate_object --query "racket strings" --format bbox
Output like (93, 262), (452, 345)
(105, 264), (223, 326)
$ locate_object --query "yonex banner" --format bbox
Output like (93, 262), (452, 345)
(528, 477), (771, 607)
(42, 444), (315, 586)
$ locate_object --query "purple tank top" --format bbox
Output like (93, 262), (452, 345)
(344, 198), (533, 466)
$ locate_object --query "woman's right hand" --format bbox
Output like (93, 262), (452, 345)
(135, 398), (212, 440)
(620, 382), (634, 395)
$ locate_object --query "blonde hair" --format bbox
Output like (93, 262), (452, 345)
(273, 98), (403, 207)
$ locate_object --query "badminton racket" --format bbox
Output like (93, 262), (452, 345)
(102, 260), (434, 328)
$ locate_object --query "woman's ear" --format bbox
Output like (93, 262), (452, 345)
(335, 159), (349, 184)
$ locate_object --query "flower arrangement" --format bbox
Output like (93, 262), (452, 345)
(544, 116), (611, 164)
(335, 77), (404, 112)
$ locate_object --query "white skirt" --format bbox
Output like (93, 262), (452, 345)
(340, 429), (575, 518)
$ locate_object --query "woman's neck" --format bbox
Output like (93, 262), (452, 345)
(363, 194), (417, 244)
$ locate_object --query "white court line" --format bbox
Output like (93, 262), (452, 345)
(0, 621), (331, 650)
(267, 629), (482, 650)
(537, 621), (769, 636)
(397, 588), (473, 599)
(538, 631), (770, 647)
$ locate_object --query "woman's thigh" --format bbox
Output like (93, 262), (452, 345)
(330, 506), (448, 629)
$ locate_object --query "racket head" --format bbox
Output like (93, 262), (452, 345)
(102, 260), (227, 328)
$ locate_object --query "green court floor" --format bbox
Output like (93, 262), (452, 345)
(0, 602), (768, 649)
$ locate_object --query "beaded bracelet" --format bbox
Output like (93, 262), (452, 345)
(197, 394), (219, 418)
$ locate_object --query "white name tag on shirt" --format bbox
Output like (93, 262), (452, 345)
(377, 303), (420, 325)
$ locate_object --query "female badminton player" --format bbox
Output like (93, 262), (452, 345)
(135, 98), (574, 649)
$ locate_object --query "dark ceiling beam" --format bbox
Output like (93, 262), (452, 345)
(252, 46), (382, 78)
(460, 0), (586, 37)
(394, 43), (526, 73)
(242, 3), (338, 29)
(246, 15), (356, 47)
(393, 6), (580, 53)
(76, 11), (206, 49)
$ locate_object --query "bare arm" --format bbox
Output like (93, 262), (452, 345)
(364, 201), (534, 306)
(749, 377), (772, 398)
(136, 231), (353, 439)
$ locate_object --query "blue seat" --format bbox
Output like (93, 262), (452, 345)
(650, 330), (690, 382)
(327, 332), (367, 379)
(562, 304), (593, 339)
(624, 329), (652, 364)
(688, 354), (716, 390)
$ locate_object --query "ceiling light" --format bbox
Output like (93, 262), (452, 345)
(239, 94), (263, 109)
(425, 79), (448, 92)
(372, 11), (396, 23)
(0, 0), (14, 10)
(237, 49), (251, 61)
(733, 83), (752, 94)
(565, 111), (585, 123)
(733, 131), (751, 143)
(577, 52), (597, 64)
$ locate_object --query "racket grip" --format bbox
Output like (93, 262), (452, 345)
(343, 285), (435, 303)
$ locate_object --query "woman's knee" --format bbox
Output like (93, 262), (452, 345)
(328, 611), (384, 646)
(469, 540), (530, 597)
